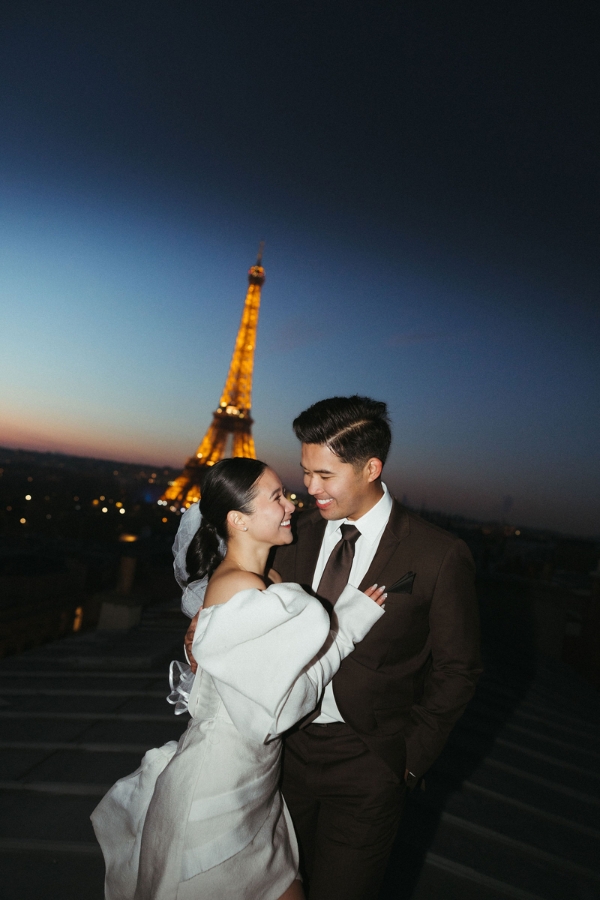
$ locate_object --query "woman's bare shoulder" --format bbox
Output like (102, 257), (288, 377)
(203, 569), (266, 607)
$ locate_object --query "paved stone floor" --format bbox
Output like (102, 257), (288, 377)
(0, 594), (599, 899)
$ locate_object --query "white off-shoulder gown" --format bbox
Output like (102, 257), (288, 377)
(91, 582), (384, 900)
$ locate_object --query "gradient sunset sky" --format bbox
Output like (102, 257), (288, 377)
(1, 2), (599, 536)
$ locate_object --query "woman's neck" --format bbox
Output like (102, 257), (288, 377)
(224, 540), (269, 578)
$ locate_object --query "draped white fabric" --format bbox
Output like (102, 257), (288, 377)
(92, 582), (384, 900)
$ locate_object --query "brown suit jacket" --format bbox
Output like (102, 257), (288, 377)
(273, 498), (482, 781)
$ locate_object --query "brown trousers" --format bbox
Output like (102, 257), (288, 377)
(281, 723), (406, 900)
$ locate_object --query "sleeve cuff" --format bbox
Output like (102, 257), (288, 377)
(332, 584), (385, 643)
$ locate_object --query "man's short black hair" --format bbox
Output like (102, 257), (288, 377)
(293, 395), (392, 467)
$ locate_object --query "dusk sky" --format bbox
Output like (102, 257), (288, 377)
(1, 1), (599, 536)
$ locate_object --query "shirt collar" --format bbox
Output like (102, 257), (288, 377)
(325, 483), (393, 543)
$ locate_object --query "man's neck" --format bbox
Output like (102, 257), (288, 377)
(346, 480), (385, 521)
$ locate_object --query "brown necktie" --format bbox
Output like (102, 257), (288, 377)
(298, 523), (362, 729)
(316, 523), (361, 609)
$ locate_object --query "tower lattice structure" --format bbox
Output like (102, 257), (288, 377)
(162, 249), (266, 508)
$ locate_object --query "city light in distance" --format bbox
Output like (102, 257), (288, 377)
(20, 518), (26, 524)
(102, 507), (108, 513)
(25, 495), (31, 500)
(119, 508), (126, 514)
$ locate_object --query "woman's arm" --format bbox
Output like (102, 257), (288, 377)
(265, 583), (385, 737)
(195, 583), (385, 743)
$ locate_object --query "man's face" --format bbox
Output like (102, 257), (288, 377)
(301, 443), (380, 521)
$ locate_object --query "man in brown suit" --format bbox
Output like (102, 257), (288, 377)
(185, 395), (481, 900)
(273, 395), (482, 900)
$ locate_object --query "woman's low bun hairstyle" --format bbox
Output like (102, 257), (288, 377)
(185, 457), (268, 583)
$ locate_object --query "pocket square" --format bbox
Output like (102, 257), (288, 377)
(387, 571), (416, 594)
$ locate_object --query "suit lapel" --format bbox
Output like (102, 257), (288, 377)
(358, 500), (410, 592)
(295, 513), (327, 588)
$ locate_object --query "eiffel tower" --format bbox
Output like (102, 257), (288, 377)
(162, 247), (266, 508)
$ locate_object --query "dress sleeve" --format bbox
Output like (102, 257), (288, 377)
(193, 582), (384, 743)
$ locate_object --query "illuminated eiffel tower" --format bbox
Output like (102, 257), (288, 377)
(162, 247), (266, 508)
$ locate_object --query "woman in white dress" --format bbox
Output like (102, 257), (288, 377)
(92, 458), (385, 900)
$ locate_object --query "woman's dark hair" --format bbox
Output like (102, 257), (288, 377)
(293, 395), (391, 467)
(185, 457), (267, 583)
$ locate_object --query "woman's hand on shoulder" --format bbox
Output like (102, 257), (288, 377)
(203, 570), (266, 607)
(363, 584), (387, 606)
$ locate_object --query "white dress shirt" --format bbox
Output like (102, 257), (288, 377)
(311, 483), (393, 724)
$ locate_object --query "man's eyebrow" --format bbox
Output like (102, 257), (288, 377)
(300, 465), (335, 475)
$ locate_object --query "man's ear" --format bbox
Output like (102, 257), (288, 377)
(226, 510), (249, 533)
(365, 457), (383, 483)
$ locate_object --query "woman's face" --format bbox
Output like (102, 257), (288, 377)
(245, 467), (295, 546)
